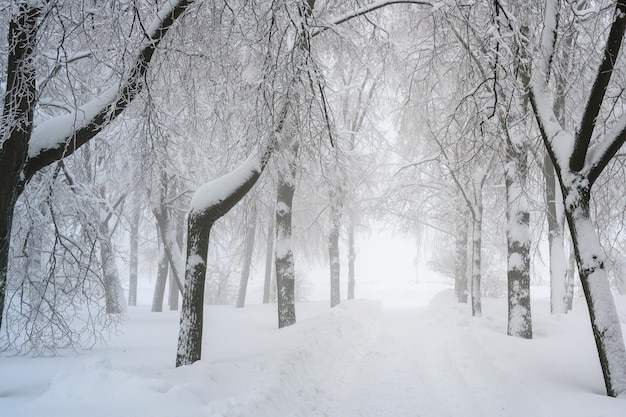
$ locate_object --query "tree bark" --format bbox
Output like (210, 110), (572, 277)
(505, 149), (532, 338)
(176, 214), (212, 367)
(565, 184), (626, 397)
(454, 211), (469, 303)
(470, 184), (483, 317)
(545, 153), (568, 314)
(0, 4), (39, 331)
(328, 187), (342, 308)
(276, 144), (298, 328)
(0, 0), (193, 331)
(99, 220), (126, 315)
(176, 149), (273, 366)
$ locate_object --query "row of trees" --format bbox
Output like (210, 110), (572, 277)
(2, 0), (626, 397)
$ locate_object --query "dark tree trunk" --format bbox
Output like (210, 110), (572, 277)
(0, 0), (193, 331)
(0, 5), (39, 331)
(176, 214), (213, 367)
(176, 148), (273, 366)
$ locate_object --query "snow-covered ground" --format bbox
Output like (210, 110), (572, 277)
(2, 275), (626, 417)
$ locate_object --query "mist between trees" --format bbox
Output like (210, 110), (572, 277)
(2, 0), (626, 398)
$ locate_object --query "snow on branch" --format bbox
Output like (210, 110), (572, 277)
(311, 0), (440, 37)
(571, 0), (626, 172)
(190, 150), (267, 217)
(529, 0), (573, 171)
(25, 0), (194, 179)
(586, 114), (626, 184)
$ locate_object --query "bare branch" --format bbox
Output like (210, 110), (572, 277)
(311, 0), (437, 37)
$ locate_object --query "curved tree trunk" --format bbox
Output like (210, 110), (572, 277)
(176, 148), (274, 366)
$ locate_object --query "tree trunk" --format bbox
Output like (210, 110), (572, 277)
(347, 218), (356, 300)
(236, 211), (257, 308)
(99, 221), (126, 315)
(545, 153), (568, 314)
(328, 218), (341, 308)
(0, 5), (39, 331)
(565, 184), (626, 398)
(169, 212), (184, 310)
(176, 149), (272, 366)
(505, 150), (532, 338)
(176, 213), (212, 367)
(263, 213), (275, 304)
(470, 186), (483, 317)
(128, 209), (140, 306)
(152, 239), (168, 312)
(566, 245), (575, 311)
(328, 188), (341, 308)
(454, 211), (469, 303)
(275, 144), (298, 328)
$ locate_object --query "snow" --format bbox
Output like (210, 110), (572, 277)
(2, 275), (626, 416)
(29, 86), (119, 158)
(189, 154), (262, 212)
(146, 0), (187, 39)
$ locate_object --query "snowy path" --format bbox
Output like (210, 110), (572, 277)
(315, 290), (518, 417)
(3, 282), (626, 417)
(328, 308), (491, 417)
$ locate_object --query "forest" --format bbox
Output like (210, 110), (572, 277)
(2, 0), (626, 415)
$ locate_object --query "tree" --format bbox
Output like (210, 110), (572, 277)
(0, 0), (194, 331)
(528, 0), (626, 397)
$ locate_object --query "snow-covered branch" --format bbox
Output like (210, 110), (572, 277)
(586, 114), (626, 184)
(190, 152), (264, 214)
(311, 0), (440, 37)
(572, 0), (626, 172)
(528, 0), (572, 171)
(24, 0), (194, 179)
